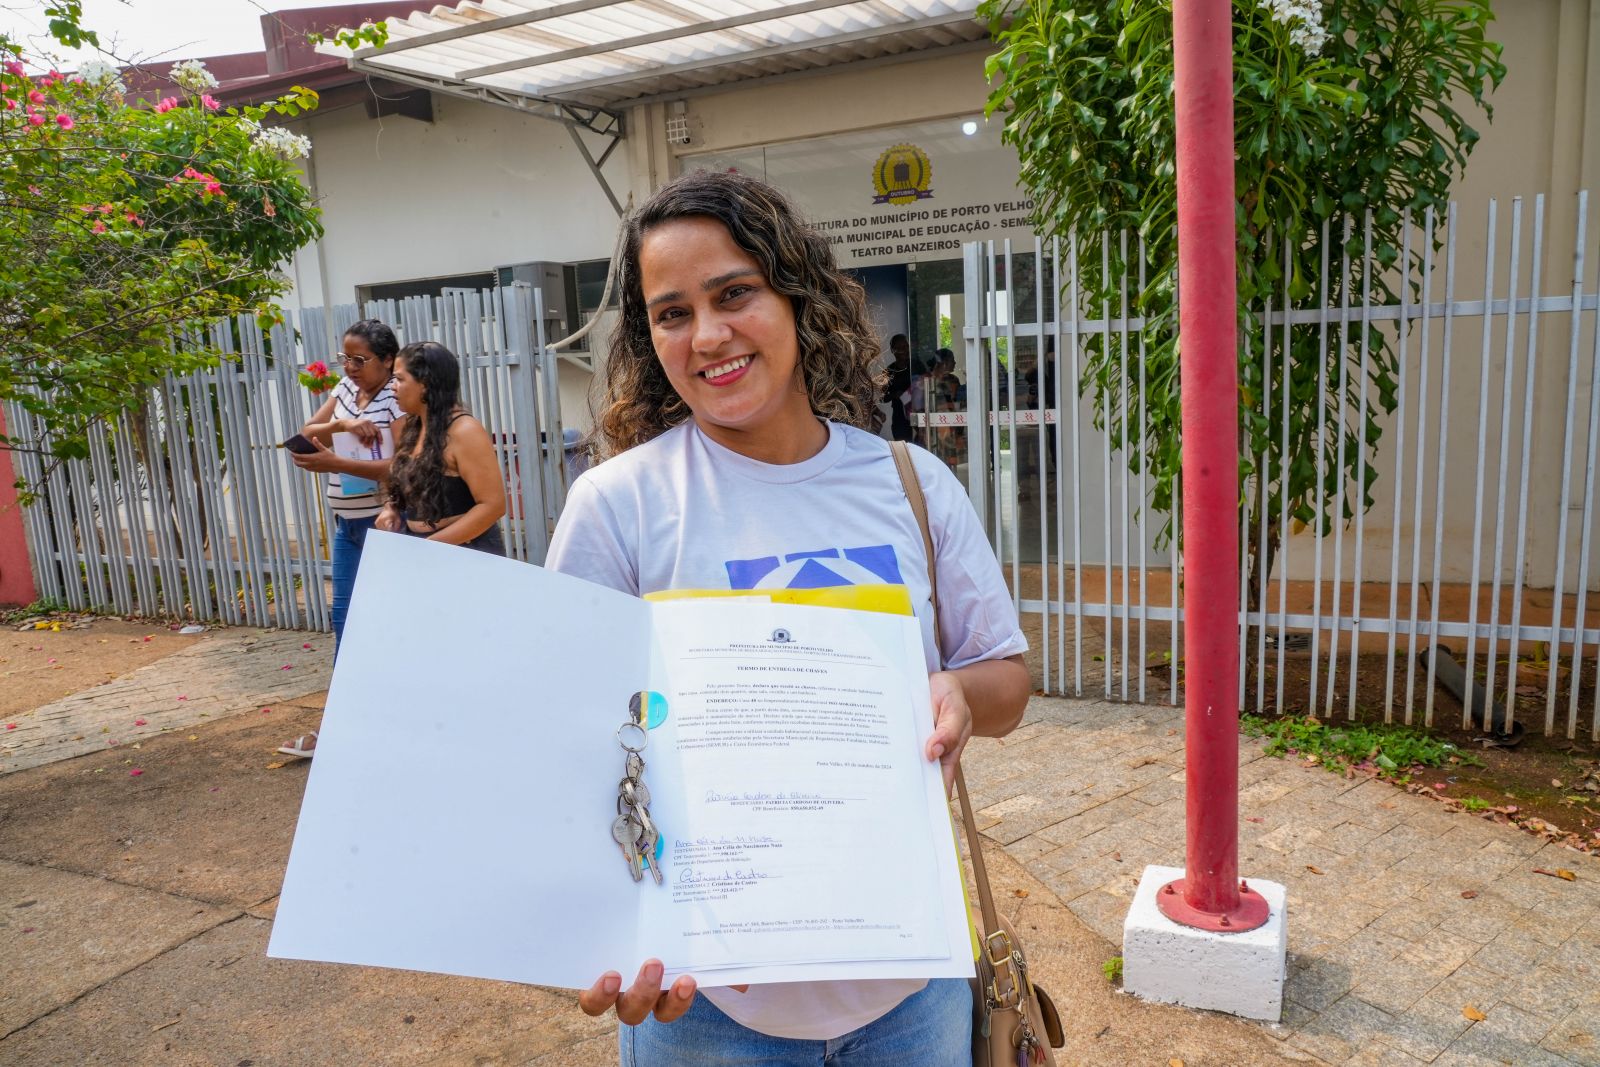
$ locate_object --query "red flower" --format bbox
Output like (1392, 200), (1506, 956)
(54, 113), (72, 130)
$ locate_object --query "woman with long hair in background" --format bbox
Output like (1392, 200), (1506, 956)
(377, 341), (506, 555)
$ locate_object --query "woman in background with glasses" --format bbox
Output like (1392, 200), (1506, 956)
(282, 318), (405, 758)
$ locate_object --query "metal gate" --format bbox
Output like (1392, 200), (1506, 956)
(950, 192), (1600, 739)
(4, 285), (566, 630)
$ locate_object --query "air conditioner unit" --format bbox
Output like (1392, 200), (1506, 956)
(496, 260), (569, 342)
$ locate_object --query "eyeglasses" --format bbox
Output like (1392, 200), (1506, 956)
(341, 354), (371, 370)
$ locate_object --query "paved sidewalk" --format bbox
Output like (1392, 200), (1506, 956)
(4, 630), (1598, 1064)
(0, 628), (332, 775)
(963, 697), (1600, 1066)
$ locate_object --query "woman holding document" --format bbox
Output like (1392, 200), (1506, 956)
(546, 171), (1031, 1065)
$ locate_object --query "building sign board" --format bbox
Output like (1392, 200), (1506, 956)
(683, 117), (1038, 267)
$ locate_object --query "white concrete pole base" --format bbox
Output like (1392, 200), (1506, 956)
(1122, 864), (1288, 1022)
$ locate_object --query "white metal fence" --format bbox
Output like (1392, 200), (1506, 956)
(5, 285), (565, 630)
(951, 191), (1600, 739)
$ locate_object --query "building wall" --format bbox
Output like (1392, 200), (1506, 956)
(282, 93), (625, 428)
(278, 8), (1598, 588)
(618, 11), (1600, 590)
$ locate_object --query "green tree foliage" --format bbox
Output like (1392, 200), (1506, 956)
(1, 8), (323, 465)
(980, 0), (1504, 594)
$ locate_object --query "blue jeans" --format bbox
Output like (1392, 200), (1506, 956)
(330, 514), (377, 656)
(619, 979), (972, 1066)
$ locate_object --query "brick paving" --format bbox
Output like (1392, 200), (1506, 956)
(0, 629), (332, 775)
(962, 696), (1600, 1066)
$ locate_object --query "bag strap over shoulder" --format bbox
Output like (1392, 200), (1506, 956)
(889, 441), (1002, 940)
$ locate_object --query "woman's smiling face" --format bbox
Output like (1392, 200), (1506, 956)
(639, 216), (819, 458)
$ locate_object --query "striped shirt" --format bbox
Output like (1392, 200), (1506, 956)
(326, 376), (403, 519)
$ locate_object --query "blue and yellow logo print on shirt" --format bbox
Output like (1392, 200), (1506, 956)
(643, 545), (915, 617)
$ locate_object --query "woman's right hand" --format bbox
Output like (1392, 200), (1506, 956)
(343, 418), (381, 445)
(578, 960), (697, 1025)
(375, 506), (404, 533)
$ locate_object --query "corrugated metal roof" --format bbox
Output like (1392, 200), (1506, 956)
(320, 0), (986, 111)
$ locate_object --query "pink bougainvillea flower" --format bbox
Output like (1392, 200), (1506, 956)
(177, 695), (187, 701)
(129, 768), (143, 777)
(3, 61), (24, 77)
(28, 89), (44, 104)
(124, 210), (144, 226)
(200, 93), (219, 110)
(5, 724), (14, 730)
(306, 360), (329, 376)
(27, 112), (45, 127)
(302, 643), (312, 650)
(97, 203), (111, 214)
(154, 97), (177, 113)
(282, 664), (293, 670)
(202, 181), (223, 196)
(134, 718), (147, 726)
(3, 99), (14, 111)
(90, 221), (106, 233)
(54, 113), (72, 129)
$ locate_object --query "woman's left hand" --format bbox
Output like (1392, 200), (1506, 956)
(926, 670), (973, 795)
(289, 438), (341, 474)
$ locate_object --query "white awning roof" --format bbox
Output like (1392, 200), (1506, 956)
(320, 0), (987, 120)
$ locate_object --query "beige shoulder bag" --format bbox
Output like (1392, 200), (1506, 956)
(889, 442), (1065, 1067)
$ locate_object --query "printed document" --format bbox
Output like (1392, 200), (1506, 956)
(268, 532), (972, 990)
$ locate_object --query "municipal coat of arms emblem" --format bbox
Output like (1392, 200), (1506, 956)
(871, 143), (934, 205)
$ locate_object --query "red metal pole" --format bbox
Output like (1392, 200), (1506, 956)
(0, 410), (39, 608)
(1156, 0), (1268, 932)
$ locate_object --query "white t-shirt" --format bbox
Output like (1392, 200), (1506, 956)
(545, 419), (1027, 1040)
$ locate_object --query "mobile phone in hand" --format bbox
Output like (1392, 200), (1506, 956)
(279, 433), (319, 455)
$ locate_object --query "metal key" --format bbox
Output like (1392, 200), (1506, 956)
(612, 813), (644, 882)
(636, 822), (664, 886)
(625, 751), (645, 781)
(620, 777), (651, 809)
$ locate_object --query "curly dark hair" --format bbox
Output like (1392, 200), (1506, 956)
(595, 170), (883, 456)
(386, 341), (464, 525)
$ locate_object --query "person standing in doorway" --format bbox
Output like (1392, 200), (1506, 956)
(882, 333), (914, 441)
(281, 318), (404, 758)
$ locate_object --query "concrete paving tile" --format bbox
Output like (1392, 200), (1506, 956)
(1371, 984), (1481, 1062)
(1285, 956), (1356, 1012)
(0, 860), (239, 1036)
(1286, 995), (1399, 1064)
(1542, 1003), (1600, 1066)
(1433, 1035), (1576, 1067)
(1004, 833), (1059, 864)
(1350, 965), (1445, 1017)
(2, 916), (615, 1066)
(1319, 820), (1382, 856)
(1470, 928), (1558, 977)
(1341, 1043), (1432, 1065)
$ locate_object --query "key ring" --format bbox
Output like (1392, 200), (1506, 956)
(617, 721), (648, 753)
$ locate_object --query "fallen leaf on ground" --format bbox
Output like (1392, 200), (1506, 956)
(1461, 890), (1479, 899)
(1170, 1059), (1184, 1067)
(1111, 851), (1122, 861)
(1463, 1005), (1486, 1022)
(133, 718), (146, 726)
(265, 760), (287, 770)
(1246, 816), (1264, 823)
(1533, 868), (1577, 881)
(1013, 888), (1029, 898)
(1305, 865), (1325, 875)
(129, 769), (143, 777)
